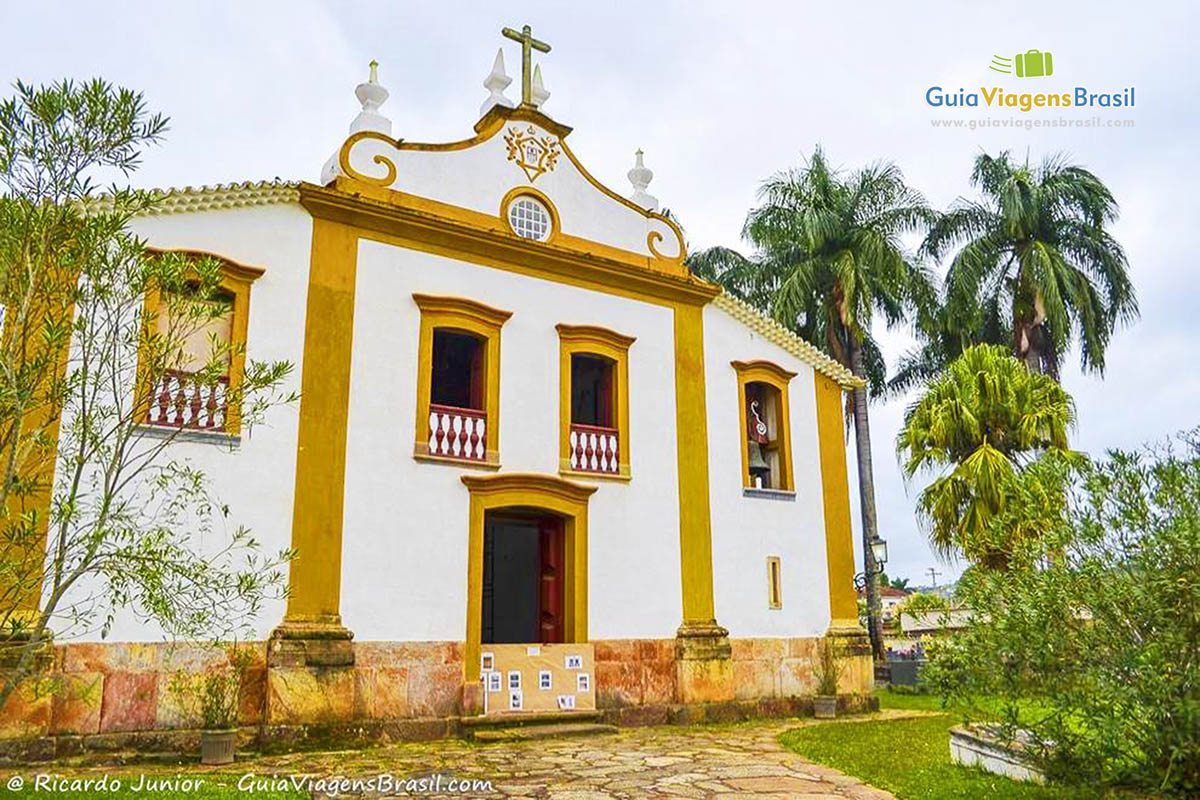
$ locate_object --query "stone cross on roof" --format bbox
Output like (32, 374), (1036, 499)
(501, 24), (551, 107)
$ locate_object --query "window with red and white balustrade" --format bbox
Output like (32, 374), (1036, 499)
(145, 293), (233, 432)
(567, 353), (620, 475)
(427, 329), (488, 461)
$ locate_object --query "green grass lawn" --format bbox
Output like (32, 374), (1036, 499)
(779, 691), (1126, 800)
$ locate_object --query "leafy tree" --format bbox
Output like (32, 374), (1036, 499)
(888, 576), (911, 591)
(926, 432), (1200, 796)
(897, 344), (1079, 566)
(689, 147), (936, 658)
(920, 151), (1137, 380)
(0, 80), (294, 709)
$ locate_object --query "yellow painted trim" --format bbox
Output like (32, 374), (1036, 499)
(0, 292), (74, 622)
(472, 104), (574, 139)
(673, 303), (718, 627)
(499, 185), (562, 245)
(555, 324), (635, 481)
(554, 138), (686, 267)
(412, 294), (511, 466)
(460, 473), (597, 682)
(283, 218), (359, 626)
(731, 360), (797, 492)
(331, 102), (689, 267)
(301, 182), (712, 304)
(137, 249), (264, 437)
(814, 373), (862, 631)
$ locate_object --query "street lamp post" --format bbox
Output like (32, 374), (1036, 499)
(864, 535), (888, 664)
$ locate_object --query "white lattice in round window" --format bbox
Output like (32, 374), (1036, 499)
(507, 195), (552, 242)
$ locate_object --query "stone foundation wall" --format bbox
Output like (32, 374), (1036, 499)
(267, 642), (464, 727)
(594, 636), (872, 712)
(0, 642), (269, 742)
(0, 634), (872, 760)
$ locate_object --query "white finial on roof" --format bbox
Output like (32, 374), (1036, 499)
(480, 48), (514, 117)
(321, 60), (393, 183)
(350, 59), (391, 136)
(530, 63), (550, 108)
(628, 149), (658, 211)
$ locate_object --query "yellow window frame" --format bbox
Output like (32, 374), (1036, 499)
(412, 293), (512, 467)
(556, 324), (635, 482)
(732, 359), (797, 492)
(766, 555), (783, 609)
(139, 249), (264, 437)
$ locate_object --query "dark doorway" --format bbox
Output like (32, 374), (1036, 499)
(481, 513), (565, 644)
(431, 329), (484, 410)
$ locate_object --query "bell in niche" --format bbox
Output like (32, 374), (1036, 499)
(747, 441), (771, 488)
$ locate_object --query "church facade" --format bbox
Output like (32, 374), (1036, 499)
(1, 41), (872, 748)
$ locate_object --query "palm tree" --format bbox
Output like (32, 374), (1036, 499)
(897, 344), (1078, 566)
(922, 151), (1137, 380)
(690, 147), (935, 659)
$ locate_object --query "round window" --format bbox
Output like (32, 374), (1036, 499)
(507, 195), (552, 242)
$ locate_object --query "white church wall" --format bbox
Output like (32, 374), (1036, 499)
(64, 204), (312, 642)
(340, 239), (683, 643)
(703, 304), (833, 639)
(344, 122), (679, 260)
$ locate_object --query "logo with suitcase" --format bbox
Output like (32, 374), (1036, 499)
(989, 50), (1054, 78)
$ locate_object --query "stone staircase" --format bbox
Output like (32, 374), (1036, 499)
(460, 710), (618, 742)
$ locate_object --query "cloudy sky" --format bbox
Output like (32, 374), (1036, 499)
(4, 1), (1196, 586)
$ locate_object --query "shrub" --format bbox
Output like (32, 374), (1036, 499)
(169, 645), (255, 730)
(925, 431), (1200, 796)
(814, 637), (844, 696)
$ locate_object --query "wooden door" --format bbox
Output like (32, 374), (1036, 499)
(538, 518), (565, 643)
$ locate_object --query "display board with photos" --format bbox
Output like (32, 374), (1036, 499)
(479, 643), (596, 714)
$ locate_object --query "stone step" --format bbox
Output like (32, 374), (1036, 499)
(471, 722), (619, 742)
(460, 710), (606, 729)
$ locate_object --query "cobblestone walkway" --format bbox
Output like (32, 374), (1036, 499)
(7, 711), (926, 798)
(255, 712), (921, 798)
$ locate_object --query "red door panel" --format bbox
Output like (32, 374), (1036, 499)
(538, 518), (565, 643)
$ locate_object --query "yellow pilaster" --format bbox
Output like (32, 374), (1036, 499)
(672, 303), (721, 632)
(280, 218), (359, 631)
(814, 373), (862, 632)
(1, 292), (74, 631)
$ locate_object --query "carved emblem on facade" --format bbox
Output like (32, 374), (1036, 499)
(504, 125), (560, 182)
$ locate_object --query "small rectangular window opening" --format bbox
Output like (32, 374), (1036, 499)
(431, 329), (484, 410)
(570, 353), (615, 427)
(767, 556), (783, 609)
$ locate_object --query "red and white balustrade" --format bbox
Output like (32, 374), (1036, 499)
(147, 369), (229, 431)
(428, 403), (488, 461)
(569, 423), (620, 475)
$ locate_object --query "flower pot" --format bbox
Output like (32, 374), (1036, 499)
(813, 695), (838, 719)
(200, 729), (237, 765)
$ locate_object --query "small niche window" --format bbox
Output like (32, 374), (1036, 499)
(733, 360), (796, 493)
(766, 556), (783, 610)
(557, 324), (635, 480)
(413, 294), (512, 466)
(745, 381), (784, 489)
(507, 195), (552, 242)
